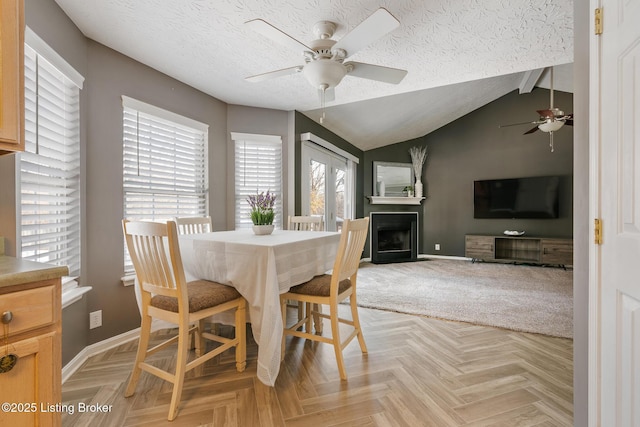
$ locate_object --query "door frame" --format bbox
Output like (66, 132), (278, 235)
(300, 140), (353, 231)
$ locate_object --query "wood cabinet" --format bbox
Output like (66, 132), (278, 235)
(0, 0), (25, 154)
(0, 264), (65, 426)
(465, 235), (573, 267)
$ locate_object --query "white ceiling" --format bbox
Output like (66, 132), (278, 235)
(53, 0), (574, 151)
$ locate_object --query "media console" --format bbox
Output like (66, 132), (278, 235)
(465, 234), (573, 268)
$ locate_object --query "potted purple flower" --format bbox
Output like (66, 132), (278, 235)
(247, 190), (276, 235)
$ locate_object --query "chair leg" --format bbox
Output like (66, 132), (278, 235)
(305, 302), (312, 333)
(350, 295), (368, 353)
(125, 312), (152, 397)
(312, 303), (323, 334)
(167, 323), (190, 421)
(280, 297), (287, 361)
(195, 320), (205, 357)
(330, 302), (347, 380)
(297, 301), (304, 325)
(235, 300), (247, 372)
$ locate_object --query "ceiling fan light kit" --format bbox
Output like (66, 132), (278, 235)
(538, 118), (565, 133)
(245, 7), (408, 122)
(302, 59), (348, 89)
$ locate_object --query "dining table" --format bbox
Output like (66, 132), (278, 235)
(178, 228), (341, 386)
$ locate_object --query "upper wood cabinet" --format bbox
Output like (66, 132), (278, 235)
(0, 0), (24, 154)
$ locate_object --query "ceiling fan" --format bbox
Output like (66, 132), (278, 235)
(245, 8), (408, 122)
(500, 67), (573, 152)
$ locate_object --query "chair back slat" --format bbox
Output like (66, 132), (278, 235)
(123, 220), (186, 299)
(175, 216), (212, 234)
(331, 218), (369, 284)
(288, 215), (324, 231)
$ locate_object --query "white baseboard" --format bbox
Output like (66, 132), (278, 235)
(62, 328), (139, 383)
(61, 321), (174, 384)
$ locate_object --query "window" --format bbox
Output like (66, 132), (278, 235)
(232, 133), (283, 229)
(19, 37), (83, 277)
(122, 96), (208, 274)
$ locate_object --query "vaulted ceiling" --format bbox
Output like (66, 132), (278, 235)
(53, 0), (574, 150)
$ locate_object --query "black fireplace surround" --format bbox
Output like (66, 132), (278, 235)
(370, 212), (418, 264)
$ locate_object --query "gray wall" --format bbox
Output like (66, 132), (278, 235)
(364, 88), (574, 257)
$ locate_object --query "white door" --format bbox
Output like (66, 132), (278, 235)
(592, 0), (640, 424)
(301, 142), (351, 231)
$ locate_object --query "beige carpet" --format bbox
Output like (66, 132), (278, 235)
(354, 258), (573, 338)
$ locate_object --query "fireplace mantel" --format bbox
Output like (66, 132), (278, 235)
(368, 196), (425, 205)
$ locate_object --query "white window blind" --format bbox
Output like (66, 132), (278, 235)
(233, 134), (283, 229)
(19, 44), (82, 275)
(122, 97), (208, 273)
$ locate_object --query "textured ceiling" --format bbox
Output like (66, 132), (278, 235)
(53, 0), (574, 150)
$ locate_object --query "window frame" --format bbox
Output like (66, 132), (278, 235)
(231, 132), (283, 230)
(122, 96), (209, 276)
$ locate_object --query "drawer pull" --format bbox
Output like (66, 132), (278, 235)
(0, 354), (18, 373)
(1, 311), (12, 325)
(1, 311), (19, 373)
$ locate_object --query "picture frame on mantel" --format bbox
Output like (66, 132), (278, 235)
(373, 161), (414, 197)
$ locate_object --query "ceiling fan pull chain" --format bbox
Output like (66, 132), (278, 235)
(550, 131), (555, 152)
(320, 83), (328, 124)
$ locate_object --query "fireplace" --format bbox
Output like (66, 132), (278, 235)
(370, 212), (418, 264)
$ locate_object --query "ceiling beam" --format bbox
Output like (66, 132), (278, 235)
(518, 68), (545, 94)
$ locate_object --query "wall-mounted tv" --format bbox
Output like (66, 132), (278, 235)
(473, 176), (561, 219)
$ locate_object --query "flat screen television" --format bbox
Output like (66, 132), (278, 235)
(473, 176), (561, 219)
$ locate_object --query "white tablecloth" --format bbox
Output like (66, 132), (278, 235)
(178, 229), (340, 386)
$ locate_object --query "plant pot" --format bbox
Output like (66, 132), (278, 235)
(415, 180), (423, 197)
(252, 224), (274, 235)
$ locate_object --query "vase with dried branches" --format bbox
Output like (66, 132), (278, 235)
(409, 145), (428, 197)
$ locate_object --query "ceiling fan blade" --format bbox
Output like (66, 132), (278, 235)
(537, 109), (555, 118)
(317, 87), (335, 102)
(332, 8), (400, 59)
(524, 126), (541, 135)
(245, 66), (302, 83)
(498, 120), (542, 128)
(563, 113), (574, 126)
(245, 19), (312, 54)
(345, 61), (407, 84)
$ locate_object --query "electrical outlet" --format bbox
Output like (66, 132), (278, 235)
(89, 310), (102, 329)
(435, 243), (441, 251)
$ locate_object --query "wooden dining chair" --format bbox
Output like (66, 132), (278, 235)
(174, 215), (212, 234)
(122, 220), (246, 421)
(287, 215), (324, 231)
(287, 215), (325, 323)
(280, 217), (369, 380)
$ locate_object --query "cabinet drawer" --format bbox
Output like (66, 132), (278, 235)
(465, 235), (494, 259)
(541, 239), (573, 265)
(0, 285), (55, 336)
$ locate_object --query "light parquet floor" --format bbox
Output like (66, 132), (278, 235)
(61, 306), (573, 427)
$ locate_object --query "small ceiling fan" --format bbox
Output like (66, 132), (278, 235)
(245, 8), (408, 122)
(500, 67), (573, 152)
